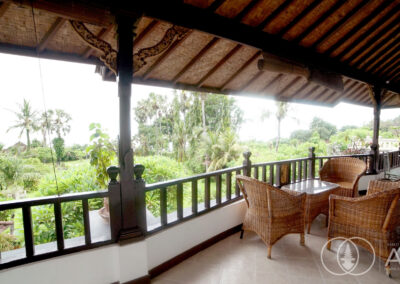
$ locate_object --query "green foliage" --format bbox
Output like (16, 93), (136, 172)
(51, 109), (72, 139)
(24, 147), (53, 163)
(290, 129), (312, 143)
(21, 173), (41, 192)
(31, 139), (42, 148)
(86, 123), (116, 188)
(310, 117), (337, 141)
(52, 137), (65, 164)
(0, 233), (20, 252)
(330, 128), (372, 154)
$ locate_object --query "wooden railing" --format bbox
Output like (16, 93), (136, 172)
(0, 190), (112, 269)
(1, 148), (399, 269)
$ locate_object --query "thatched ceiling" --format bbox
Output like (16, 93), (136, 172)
(0, 0), (399, 108)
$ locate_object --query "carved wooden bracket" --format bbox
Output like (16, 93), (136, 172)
(70, 20), (117, 74)
(70, 20), (190, 76)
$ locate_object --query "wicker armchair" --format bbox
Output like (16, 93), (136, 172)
(327, 187), (400, 276)
(319, 157), (367, 197)
(236, 175), (306, 259)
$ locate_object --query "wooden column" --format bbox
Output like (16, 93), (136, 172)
(370, 86), (383, 174)
(117, 15), (143, 240)
(242, 152), (252, 177)
(308, 147), (315, 179)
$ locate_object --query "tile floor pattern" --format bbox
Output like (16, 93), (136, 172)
(153, 216), (400, 284)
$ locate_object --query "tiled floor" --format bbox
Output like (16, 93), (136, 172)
(153, 216), (400, 284)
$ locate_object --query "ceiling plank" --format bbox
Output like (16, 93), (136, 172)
(314, 88), (333, 101)
(310, 0), (370, 49)
(197, 44), (242, 87)
(335, 6), (400, 60)
(221, 50), (261, 90)
(358, 37), (400, 70)
(207, 0), (226, 12)
(37, 17), (66, 52)
(305, 87), (328, 100)
(325, 1), (392, 56)
(257, 0), (293, 30)
(276, 76), (302, 98)
(298, 85), (320, 100)
(172, 37), (219, 84)
(261, 73), (284, 93)
(0, 2), (10, 17)
(277, 0), (322, 37)
(376, 53), (400, 76)
(143, 30), (192, 79)
(293, 1), (344, 44)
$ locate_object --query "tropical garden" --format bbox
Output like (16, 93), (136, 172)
(1, 91), (400, 253)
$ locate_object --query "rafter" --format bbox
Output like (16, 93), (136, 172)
(311, 0), (370, 49)
(197, 44), (242, 87)
(221, 50), (261, 90)
(369, 46), (400, 74)
(352, 86), (370, 102)
(277, 0), (322, 37)
(347, 84), (367, 101)
(335, 6), (400, 60)
(293, 1), (344, 44)
(314, 89), (334, 101)
(234, 0), (260, 21)
(345, 25), (400, 65)
(0, 2), (10, 17)
(376, 53), (400, 76)
(285, 81), (310, 99)
(37, 17), (66, 52)
(385, 62), (400, 78)
(276, 76), (302, 98)
(358, 37), (400, 70)
(298, 85), (320, 100)
(365, 41), (400, 72)
(172, 37), (219, 83)
(261, 74), (283, 93)
(257, 0), (293, 30)
(325, 1), (392, 56)
(82, 25), (113, 58)
(309, 88), (329, 101)
(207, 0), (226, 12)
(143, 30), (192, 79)
(240, 71), (264, 92)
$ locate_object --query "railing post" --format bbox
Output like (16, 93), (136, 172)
(134, 164), (147, 234)
(107, 166), (122, 241)
(369, 144), (378, 174)
(308, 147), (315, 179)
(242, 151), (252, 177)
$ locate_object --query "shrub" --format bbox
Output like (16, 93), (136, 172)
(25, 147), (53, 163)
(0, 233), (20, 252)
(52, 138), (65, 164)
(20, 173), (41, 192)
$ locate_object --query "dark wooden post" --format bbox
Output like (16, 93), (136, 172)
(107, 166), (122, 241)
(134, 164), (147, 234)
(308, 147), (315, 179)
(369, 86), (383, 174)
(117, 14), (143, 240)
(243, 151), (252, 177)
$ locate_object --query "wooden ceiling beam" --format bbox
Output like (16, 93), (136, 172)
(257, 0), (293, 30)
(261, 73), (284, 93)
(385, 62), (400, 78)
(197, 44), (242, 87)
(344, 24), (400, 65)
(207, 0), (226, 12)
(234, 0), (260, 21)
(286, 81), (310, 99)
(277, 0), (322, 37)
(376, 53), (400, 76)
(0, 2), (10, 17)
(308, 87), (329, 101)
(335, 6), (400, 60)
(221, 50), (261, 90)
(37, 17), (66, 52)
(172, 37), (219, 84)
(326, 79), (352, 103)
(298, 85), (320, 100)
(143, 30), (192, 79)
(315, 89), (334, 102)
(240, 70), (264, 92)
(358, 37), (400, 70)
(366, 44), (400, 74)
(347, 84), (367, 101)
(133, 20), (158, 46)
(325, 1), (392, 56)
(276, 76), (302, 98)
(310, 0), (370, 49)
(293, 1), (344, 44)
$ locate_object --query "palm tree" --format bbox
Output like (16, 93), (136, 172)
(38, 110), (54, 146)
(275, 101), (289, 152)
(52, 109), (71, 138)
(7, 99), (38, 150)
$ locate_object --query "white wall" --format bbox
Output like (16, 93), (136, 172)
(146, 200), (246, 269)
(0, 200), (246, 284)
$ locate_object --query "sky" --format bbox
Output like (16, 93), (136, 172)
(0, 53), (399, 148)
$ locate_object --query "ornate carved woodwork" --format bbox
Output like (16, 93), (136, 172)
(70, 20), (189, 75)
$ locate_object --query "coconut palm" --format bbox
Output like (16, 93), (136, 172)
(52, 109), (71, 138)
(7, 99), (38, 150)
(275, 101), (289, 152)
(38, 110), (54, 146)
